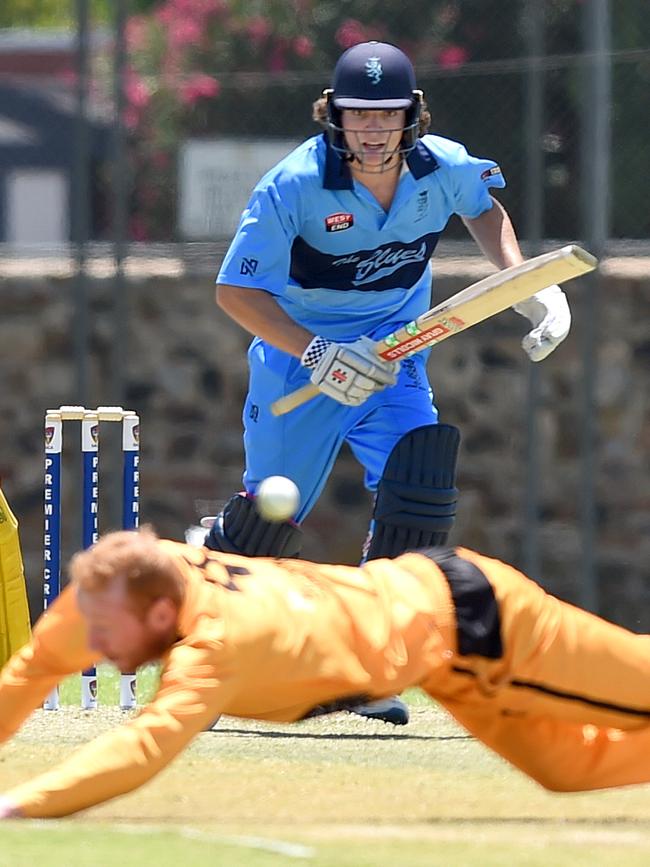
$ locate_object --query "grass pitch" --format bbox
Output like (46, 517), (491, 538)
(1, 669), (650, 865)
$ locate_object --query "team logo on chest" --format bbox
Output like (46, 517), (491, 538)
(415, 190), (429, 222)
(325, 212), (354, 232)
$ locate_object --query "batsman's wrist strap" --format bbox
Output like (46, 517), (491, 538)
(301, 335), (331, 370)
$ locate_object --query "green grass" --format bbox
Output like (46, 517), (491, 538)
(58, 671), (429, 712)
(3, 821), (650, 867)
(58, 663), (160, 706)
(4, 693), (650, 866)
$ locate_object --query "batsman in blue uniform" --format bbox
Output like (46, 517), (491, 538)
(204, 42), (571, 724)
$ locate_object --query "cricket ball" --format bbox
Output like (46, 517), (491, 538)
(255, 476), (300, 523)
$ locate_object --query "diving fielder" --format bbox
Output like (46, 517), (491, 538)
(204, 42), (571, 724)
(1, 528), (650, 819)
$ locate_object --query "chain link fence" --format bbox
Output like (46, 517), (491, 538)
(3, 1), (647, 244)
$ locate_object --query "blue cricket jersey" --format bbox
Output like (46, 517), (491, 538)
(217, 132), (506, 342)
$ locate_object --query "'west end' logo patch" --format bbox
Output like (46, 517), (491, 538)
(325, 212), (354, 233)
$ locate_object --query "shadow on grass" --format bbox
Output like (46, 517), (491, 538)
(209, 726), (473, 742)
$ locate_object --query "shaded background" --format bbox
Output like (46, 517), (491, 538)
(0, 0), (648, 627)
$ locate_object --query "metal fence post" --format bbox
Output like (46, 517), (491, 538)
(579, 0), (611, 613)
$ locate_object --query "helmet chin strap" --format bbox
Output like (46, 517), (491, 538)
(350, 152), (402, 174)
(344, 131), (403, 174)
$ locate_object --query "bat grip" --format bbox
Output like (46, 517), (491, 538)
(270, 383), (320, 416)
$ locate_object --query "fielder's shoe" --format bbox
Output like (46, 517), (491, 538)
(349, 696), (409, 726)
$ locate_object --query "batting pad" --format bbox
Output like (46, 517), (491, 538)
(0, 486), (32, 668)
(365, 424), (460, 559)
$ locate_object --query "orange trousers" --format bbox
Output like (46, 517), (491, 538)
(418, 549), (650, 792)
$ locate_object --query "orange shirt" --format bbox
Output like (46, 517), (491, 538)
(0, 543), (456, 817)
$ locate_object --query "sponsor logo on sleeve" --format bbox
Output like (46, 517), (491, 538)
(325, 212), (354, 233)
(480, 166), (502, 182)
(240, 257), (259, 276)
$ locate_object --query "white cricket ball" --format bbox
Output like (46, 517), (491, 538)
(256, 475), (300, 523)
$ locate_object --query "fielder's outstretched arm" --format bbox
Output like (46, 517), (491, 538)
(1, 641), (236, 818)
(0, 587), (98, 744)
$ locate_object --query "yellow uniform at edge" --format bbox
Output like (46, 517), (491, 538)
(2, 543), (650, 817)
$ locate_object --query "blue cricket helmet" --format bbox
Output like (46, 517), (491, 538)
(330, 41), (418, 110)
(324, 41), (423, 166)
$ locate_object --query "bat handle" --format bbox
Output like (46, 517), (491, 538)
(270, 383), (320, 417)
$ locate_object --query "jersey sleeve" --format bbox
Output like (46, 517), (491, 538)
(3, 639), (242, 818)
(217, 181), (299, 298)
(0, 586), (98, 744)
(445, 144), (506, 219)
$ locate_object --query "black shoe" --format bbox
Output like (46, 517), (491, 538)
(349, 696), (409, 725)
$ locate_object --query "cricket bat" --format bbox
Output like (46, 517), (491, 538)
(270, 244), (597, 417)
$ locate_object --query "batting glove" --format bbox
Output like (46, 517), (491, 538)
(513, 284), (571, 362)
(301, 335), (400, 406)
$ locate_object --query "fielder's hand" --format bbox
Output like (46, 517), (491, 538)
(0, 796), (22, 818)
(513, 284), (571, 362)
(301, 335), (400, 406)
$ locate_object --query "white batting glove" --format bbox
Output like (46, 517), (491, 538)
(513, 284), (571, 362)
(301, 335), (400, 406)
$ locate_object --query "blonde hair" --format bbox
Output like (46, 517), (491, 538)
(311, 94), (432, 137)
(69, 526), (184, 617)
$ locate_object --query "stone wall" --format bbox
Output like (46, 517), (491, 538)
(1, 252), (648, 629)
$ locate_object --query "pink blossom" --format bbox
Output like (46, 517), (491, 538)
(268, 45), (287, 73)
(180, 74), (221, 104)
(159, 0), (227, 25)
(174, 0), (220, 13)
(168, 18), (203, 49)
(293, 35), (313, 58)
(123, 106), (141, 130)
(155, 4), (175, 26)
(335, 18), (367, 49)
(437, 44), (468, 69)
(246, 16), (272, 43)
(126, 15), (149, 51)
(125, 72), (151, 109)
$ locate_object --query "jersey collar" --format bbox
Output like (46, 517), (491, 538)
(322, 135), (439, 190)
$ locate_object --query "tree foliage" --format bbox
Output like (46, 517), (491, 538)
(0, 0), (109, 28)
(10, 0), (640, 238)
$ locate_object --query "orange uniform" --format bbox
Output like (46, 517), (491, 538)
(2, 543), (650, 817)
